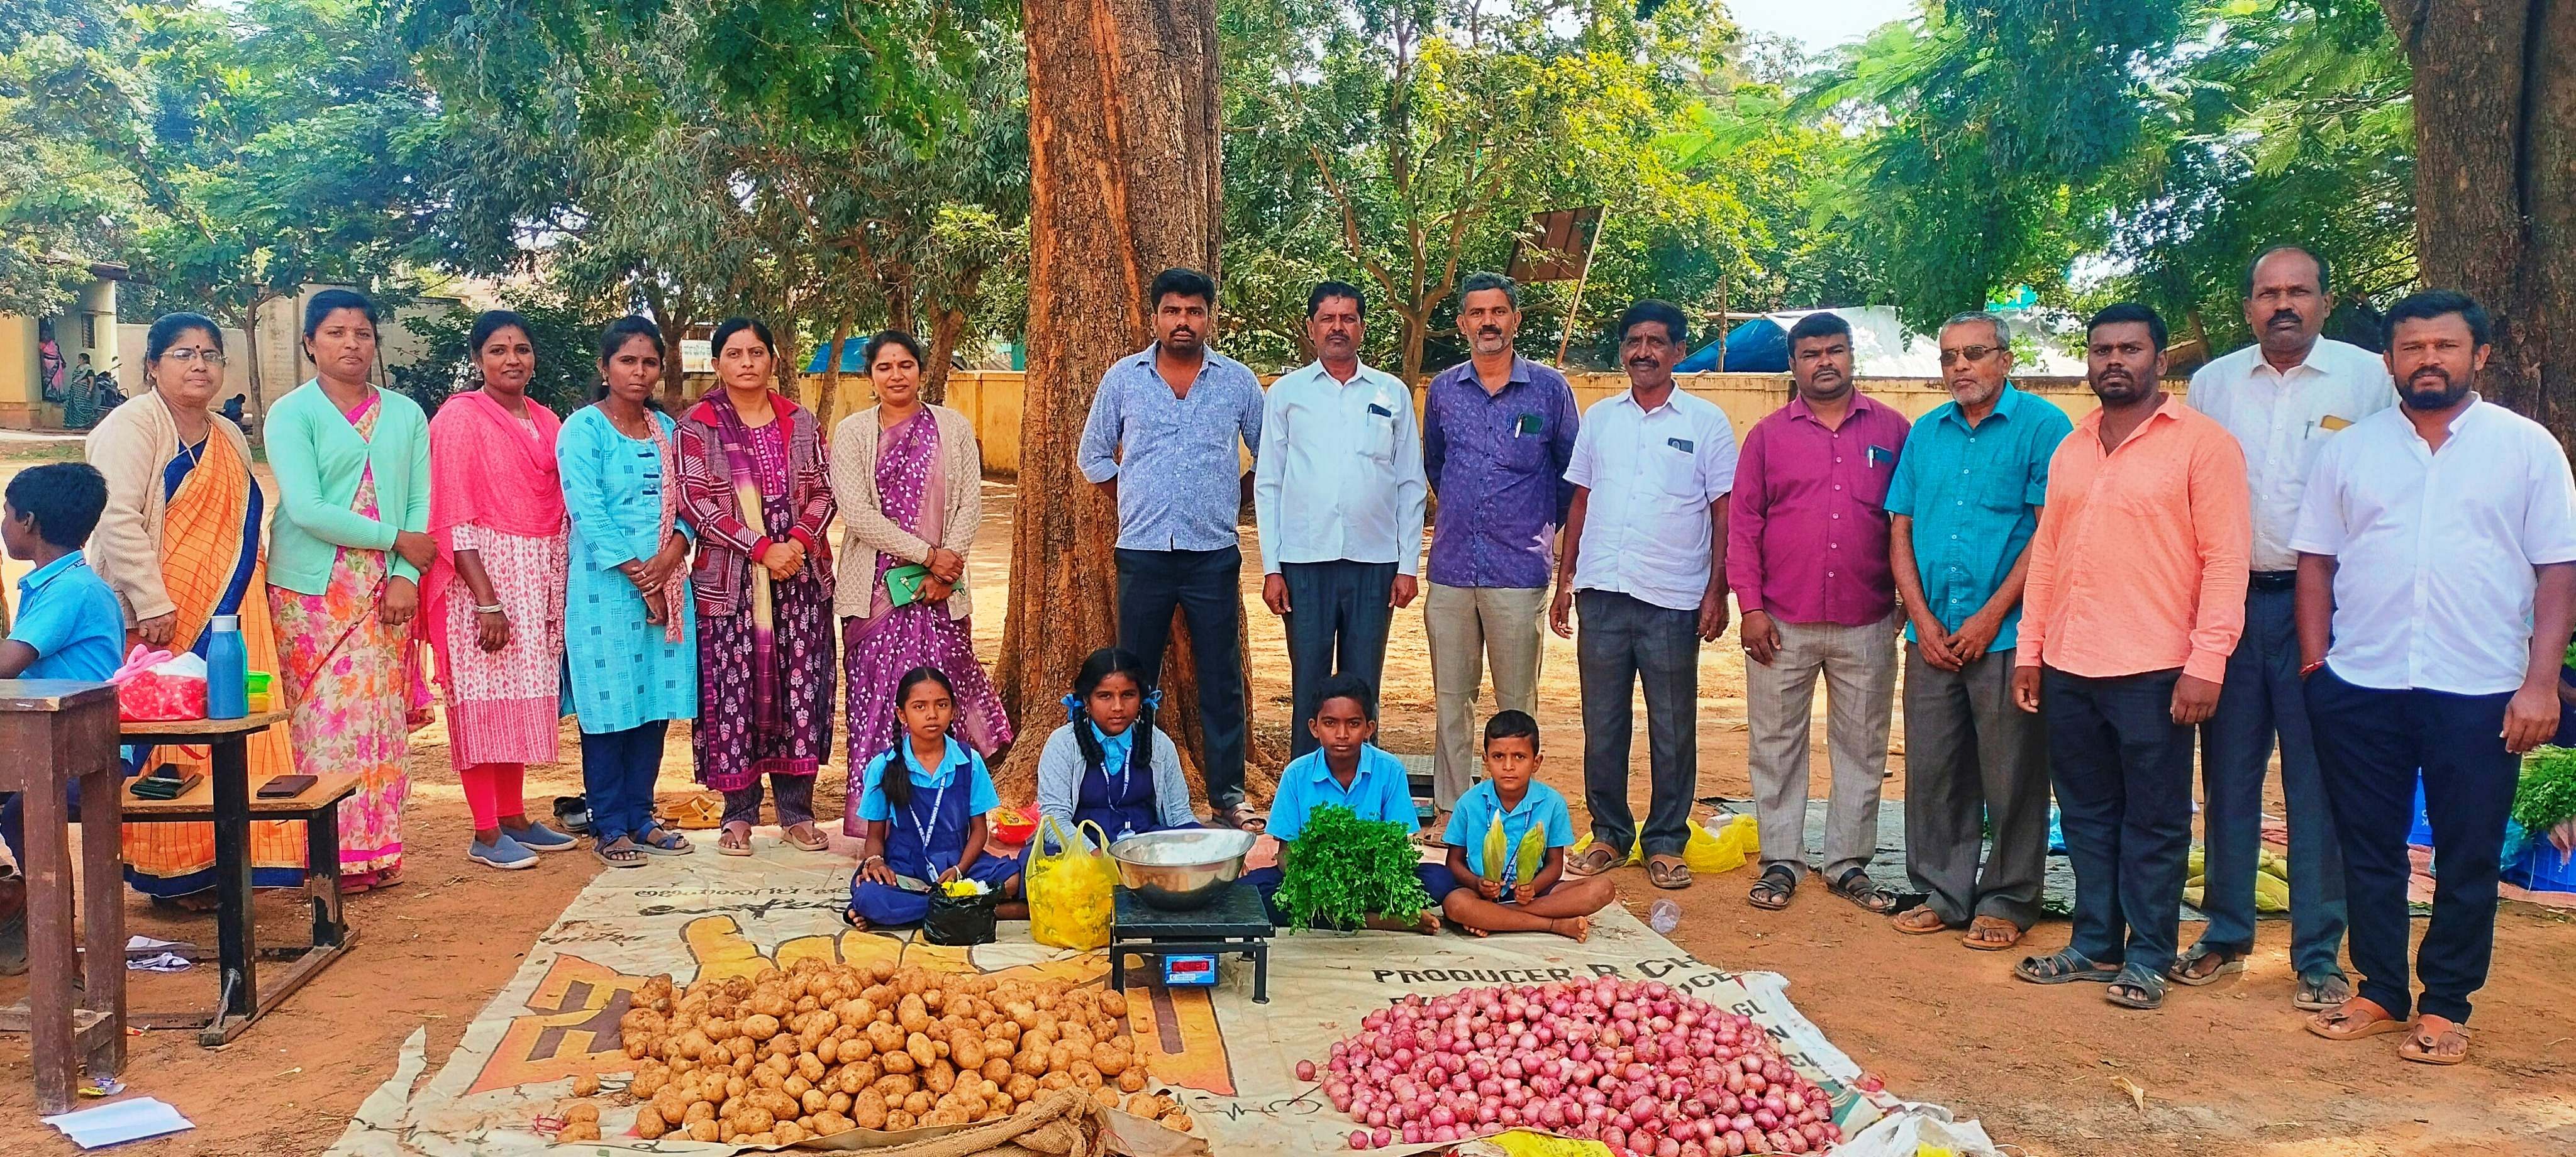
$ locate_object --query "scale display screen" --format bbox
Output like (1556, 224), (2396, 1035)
(1160, 954), (1219, 987)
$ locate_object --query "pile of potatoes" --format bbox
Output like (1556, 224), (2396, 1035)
(610, 958), (1153, 1146)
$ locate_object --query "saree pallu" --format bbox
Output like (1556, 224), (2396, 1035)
(121, 432), (308, 898)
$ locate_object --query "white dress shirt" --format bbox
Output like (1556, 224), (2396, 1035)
(2185, 337), (2393, 571)
(2291, 398), (2576, 695)
(1252, 360), (1428, 575)
(1565, 387), (1739, 611)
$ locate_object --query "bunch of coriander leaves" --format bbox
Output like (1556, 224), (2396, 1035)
(1276, 804), (1432, 931)
(2512, 745), (2576, 838)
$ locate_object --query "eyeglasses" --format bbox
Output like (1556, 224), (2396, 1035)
(162, 349), (228, 367)
(1938, 345), (2000, 366)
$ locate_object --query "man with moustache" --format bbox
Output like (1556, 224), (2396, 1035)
(1731, 311), (1916, 912)
(2176, 246), (2390, 1004)
(2294, 291), (2576, 1065)
(1421, 272), (1580, 825)
(2012, 303), (2249, 1012)
(1255, 281), (1428, 755)
(1079, 267), (1268, 829)
(1554, 301), (1736, 890)
(1884, 313), (2071, 948)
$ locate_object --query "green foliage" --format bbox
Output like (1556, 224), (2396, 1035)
(2513, 746), (2576, 838)
(390, 299), (601, 418)
(1275, 804), (1434, 932)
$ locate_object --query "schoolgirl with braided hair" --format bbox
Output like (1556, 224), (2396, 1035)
(1033, 648), (1200, 840)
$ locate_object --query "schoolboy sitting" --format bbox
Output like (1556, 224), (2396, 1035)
(1245, 673), (1440, 933)
(1424, 711), (1613, 940)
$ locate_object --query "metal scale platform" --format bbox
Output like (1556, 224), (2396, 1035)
(1106, 881), (1272, 1003)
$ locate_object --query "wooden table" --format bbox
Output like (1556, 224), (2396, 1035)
(0, 681), (126, 1114)
(118, 710), (357, 1045)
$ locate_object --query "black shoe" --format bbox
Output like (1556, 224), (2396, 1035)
(553, 795), (591, 834)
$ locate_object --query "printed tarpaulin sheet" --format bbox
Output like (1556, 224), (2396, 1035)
(323, 839), (1996, 1155)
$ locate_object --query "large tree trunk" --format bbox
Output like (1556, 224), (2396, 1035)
(997, 0), (1274, 804)
(2385, 0), (2576, 439)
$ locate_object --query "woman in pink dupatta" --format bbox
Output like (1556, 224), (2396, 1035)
(420, 311), (575, 870)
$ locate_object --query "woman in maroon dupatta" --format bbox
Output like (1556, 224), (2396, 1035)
(674, 317), (839, 855)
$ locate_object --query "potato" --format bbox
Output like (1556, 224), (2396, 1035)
(953, 1035), (987, 1070)
(841, 1034), (876, 1063)
(1006, 1073), (1039, 1103)
(687, 1119), (721, 1143)
(897, 994), (932, 1034)
(1013, 1048), (1048, 1077)
(676, 1029), (713, 1060)
(742, 1013), (780, 1041)
(1091, 1042), (1130, 1077)
(866, 1020), (906, 1053)
(704, 1017), (736, 1042)
(906, 1032), (938, 1069)
(828, 1091), (852, 1114)
(774, 1121), (808, 1146)
(982, 1058), (1014, 1085)
(882, 1048), (917, 1075)
(784, 1074), (811, 1099)
(875, 1073), (918, 1099)
(652, 1087), (691, 1124)
(902, 1090), (933, 1115)
(814, 1111), (854, 1136)
(735, 1106), (775, 1134)
(816, 1037), (840, 1065)
(1039, 1071), (1073, 1092)
(1163, 1110), (1194, 1133)
(635, 1107), (669, 1139)
(683, 1100), (718, 1126)
(886, 1109), (916, 1131)
(923, 1063), (955, 1095)
(563, 1102), (601, 1124)
(852, 1089), (889, 1130)
(1115, 1069), (1146, 1093)
(557, 1121), (601, 1143)
(802, 1087), (830, 1114)
(1091, 1086), (1121, 1109)
(631, 1064), (670, 1099)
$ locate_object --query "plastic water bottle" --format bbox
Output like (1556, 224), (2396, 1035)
(205, 614), (248, 719)
(1647, 899), (1681, 934)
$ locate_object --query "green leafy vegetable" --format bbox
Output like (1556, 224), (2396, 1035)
(2512, 745), (2576, 836)
(1275, 804), (1433, 933)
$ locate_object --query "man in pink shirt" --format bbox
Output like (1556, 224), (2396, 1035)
(1731, 312), (1915, 914)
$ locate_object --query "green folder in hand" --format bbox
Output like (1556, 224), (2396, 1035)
(885, 563), (933, 607)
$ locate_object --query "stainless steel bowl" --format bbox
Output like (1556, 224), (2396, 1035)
(1108, 828), (1257, 911)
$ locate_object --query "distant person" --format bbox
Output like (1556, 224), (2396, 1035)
(1421, 272), (1579, 830)
(2178, 245), (2389, 1005)
(1255, 280), (1426, 756)
(1731, 311), (1912, 915)
(2011, 303), (2250, 1012)
(1428, 711), (1614, 940)
(1555, 301), (1736, 891)
(1079, 267), (1265, 830)
(219, 394), (246, 424)
(2297, 291), (2576, 1066)
(1885, 312), (2070, 949)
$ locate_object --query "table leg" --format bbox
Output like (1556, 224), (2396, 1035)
(21, 777), (75, 1114)
(306, 797), (343, 949)
(1111, 946), (1126, 993)
(1251, 946), (1268, 1004)
(78, 764), (125, 1079)
(209, 736), (256, 1034)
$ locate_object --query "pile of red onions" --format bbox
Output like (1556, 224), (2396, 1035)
(1297, 978), (1846, 1154)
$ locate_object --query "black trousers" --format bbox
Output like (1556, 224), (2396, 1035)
(2043, 667), (2194, 974)
(1576, 590), (1701, 858)
(2306, 668), (2518, 1022)
(1282, 560), (1397, 757)
(1116, 546), (1249, 809)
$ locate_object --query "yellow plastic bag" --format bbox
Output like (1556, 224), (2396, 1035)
(1025, 817), (1118, 951)
(1570, 814), (1760, 874)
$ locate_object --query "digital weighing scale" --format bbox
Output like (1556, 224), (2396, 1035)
(1106, 880), (1272, 1003)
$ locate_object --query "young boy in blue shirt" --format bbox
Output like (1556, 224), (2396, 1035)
(0, 463), (126, 974)
(1428, 711), (1613, 940)
(1248, 673), (1441, 933)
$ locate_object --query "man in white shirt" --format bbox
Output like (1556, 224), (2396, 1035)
(1253, 280), (1428, 756)
(1552, 300), (1736, 890)
(2293, 290), (2576, 1066)
(2177, 245), (2391, 1005)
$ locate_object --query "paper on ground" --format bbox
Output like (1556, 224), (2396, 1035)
(42, 1097), (194, 1148)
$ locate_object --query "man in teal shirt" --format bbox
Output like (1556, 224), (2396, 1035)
(1884, 314), (2072, 950)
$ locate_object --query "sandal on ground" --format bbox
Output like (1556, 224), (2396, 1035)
(716, 822), (755, 856)
(1747, 864), (1798, 911)
(2294, 970), (2354, 1012)
(2307, 997), (2411, 1041)
(2014, 947), (2117, 985)
(2167, 942), (2248, 986)
(1890, 907), (1950, 935)
(1646, 855), (1691, 890)
(593, 837), (647, 868)
(782, 823), (831, 853)
(664, 794), (724, 831)
(635, 826), (694, 856)
(1213, 802), (1268, 833)
(1961, 915), (2025, 951)
(1826, 867), (1898, 914)
(2105, 963), (2168, 1010)
(2399, 1017), (2470, 1066)
(1566, 843), (1622, 878)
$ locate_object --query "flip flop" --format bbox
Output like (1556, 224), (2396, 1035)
(1565, 843), (1622, 878)
(1961, 915), (2025, 951)
(716, 822), (755, 857)
(2306, 997), (2412, 1041)
(2294, 971), (2354, 1012)
(2167, 943), (2248, 987)
(1646, 855), (1691, 890)
(1890, 907), (1950, 935)
(635, 826), (695, 856)
(2105, 963), (2167, 1010)
(593, 837), (647, 868)
(1826, 867), (1898, 914)
(1746, 864), (1797, 911)
(782, 824), (831, 853)
(1214, 802), (1269, 833)
(2014, 947), (2118, 985)
(2398, 1019), (2470, 1066)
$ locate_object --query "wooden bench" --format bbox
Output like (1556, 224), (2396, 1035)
(0, 681), (125, 1114)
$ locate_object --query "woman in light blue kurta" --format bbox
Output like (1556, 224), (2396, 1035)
(558, 318), (700, 866)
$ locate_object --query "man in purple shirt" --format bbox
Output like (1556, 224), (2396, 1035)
(1732, 311), (1914, 915)
(1421, 272), (1580, 825)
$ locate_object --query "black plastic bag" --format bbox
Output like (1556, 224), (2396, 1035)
(924, 886), (998, 945)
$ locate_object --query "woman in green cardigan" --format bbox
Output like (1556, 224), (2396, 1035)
(264, 289), (435, 892)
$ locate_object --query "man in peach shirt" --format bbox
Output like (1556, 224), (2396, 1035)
(2008, 303), (2251, 1012)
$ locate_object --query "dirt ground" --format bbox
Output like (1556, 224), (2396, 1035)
(1, 475), (2572, 1156)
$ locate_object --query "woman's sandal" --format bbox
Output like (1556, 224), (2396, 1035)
(2014, 947), (2117, 985)
(782, 824), (831, 853)
(716, 822), (755, 856)
(2398, 1017), (2470, 1066)
(2167, 943), (2248, 987)
(2106, 963), (2168, 1010)
(1214, 802), (1268, 833)
(635, 826), (694, 856)
(1827, 867), (1898, 914)
(1961, 915), (2024, 951)
(593, 837), (647, 868)
(1890, 907), (1950, 935)
(2306, 997), (2412, 1041)
(1565, 844), (1622, 878)
(1747, 865), (1798, 911)
(1646, 855), (1691, 890)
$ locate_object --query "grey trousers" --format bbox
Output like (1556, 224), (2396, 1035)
(1575, 590), (1701, 858)
(1746, 614), (1897, 881)
(1282, 560), (1398, 758)
(1901, 644), (2050, 927)
(1425, 582), (1548, 811)
(2196, 585), (2347, 975)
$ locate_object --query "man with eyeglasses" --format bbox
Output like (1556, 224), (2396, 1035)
(1884, 313), (2070, 950)
(2177, 245), (2390, 1007)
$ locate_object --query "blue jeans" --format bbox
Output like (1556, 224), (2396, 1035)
(580, 721), (670, 844)
(2194, 587), (2346, 975)
(2045, 667), (2195, 974)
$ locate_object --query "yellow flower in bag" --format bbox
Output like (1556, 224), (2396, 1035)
(1026, 816), (1118, 951)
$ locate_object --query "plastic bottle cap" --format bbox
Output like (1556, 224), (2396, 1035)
(211, 614), (241, 631)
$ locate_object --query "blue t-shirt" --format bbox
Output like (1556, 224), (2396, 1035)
(9, 552), (125, 682)
(1268, 743), (1416, 843)
(854, 736), (1001, 822)
(1441, 779), (1576, 880)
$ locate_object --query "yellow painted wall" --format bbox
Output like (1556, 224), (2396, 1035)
(0, 316), (38, 429)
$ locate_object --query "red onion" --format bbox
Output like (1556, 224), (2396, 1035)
(1347, 1130), (1369, 1150)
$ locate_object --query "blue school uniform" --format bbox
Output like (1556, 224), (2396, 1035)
(1245, 743), (1435, 918)
(848, 736), (1023, 926)
(1426, 780), (1578, 902)
(2, 552), (127, 868)
(1076, 724), (1163, 839)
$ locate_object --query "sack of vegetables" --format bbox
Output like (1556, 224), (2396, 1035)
(926, 878), (1000, 945)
